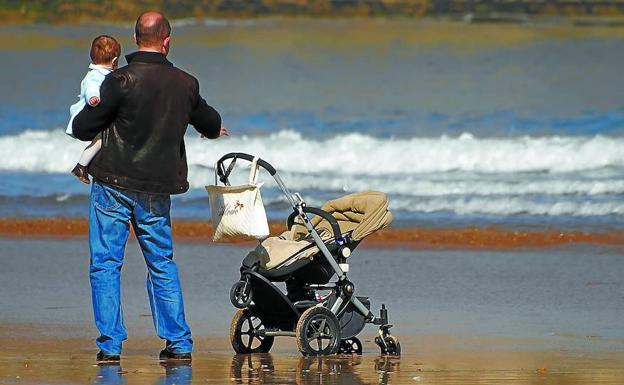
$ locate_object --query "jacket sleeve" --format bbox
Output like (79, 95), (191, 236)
(84, 72), (103, 106)
(72, 75), (121, 141)
(189, 79), (221, 139)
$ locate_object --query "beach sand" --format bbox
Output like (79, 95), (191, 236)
(1, 235), (623, 384)
(1, 218), (624, 249)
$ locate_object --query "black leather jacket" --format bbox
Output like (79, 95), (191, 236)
(73, 51), (221, 194)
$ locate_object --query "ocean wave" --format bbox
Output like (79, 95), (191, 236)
(186, 193), (624, 217)
(2, 191), (622, 218)
(2, 129), (624, 175)
(390, 196), (624, 217)
(1, 129), (623, 218)
(187, 169), (624, 197)
(236, 194), (624, 217)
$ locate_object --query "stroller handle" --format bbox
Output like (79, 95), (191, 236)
(216, 152), (277, 176)
(215, 152), (299, 209)
(287, 207), (343, 242)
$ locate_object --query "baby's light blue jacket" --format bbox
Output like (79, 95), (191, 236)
(65, 64), (112, 137)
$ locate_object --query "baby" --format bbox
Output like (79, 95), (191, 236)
(66, 35), (121, 184)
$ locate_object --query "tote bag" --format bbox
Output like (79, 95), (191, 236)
(206, 157), (270, 242)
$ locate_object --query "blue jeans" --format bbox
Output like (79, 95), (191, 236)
(89, 180), (193, 355)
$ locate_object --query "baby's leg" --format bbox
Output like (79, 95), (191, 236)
(78, 138), (102, 166)
(72, 135), (102, 184)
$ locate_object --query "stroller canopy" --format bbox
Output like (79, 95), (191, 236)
(252, 191), (392, 271)
(309, 191), (393, 241)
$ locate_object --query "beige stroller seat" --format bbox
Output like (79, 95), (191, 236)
(245, 191), (392, 273)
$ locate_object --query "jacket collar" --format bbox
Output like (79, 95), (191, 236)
(125, 51), (173, 66)
(88, 63), (113, 76)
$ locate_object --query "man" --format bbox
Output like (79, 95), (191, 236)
(73, 11), (227, 363)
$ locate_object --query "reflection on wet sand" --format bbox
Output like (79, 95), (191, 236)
(224, 352), (624, 385)
(87, 355), (400, 385)
(229, 354), (401, 385)
(2, 342), (624, 385)
(94, 362), (193, 385)
(156, 363), (192, 385)
(93, 364), (125, 385)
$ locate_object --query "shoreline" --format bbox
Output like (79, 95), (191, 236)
(1, 217), (623, 249)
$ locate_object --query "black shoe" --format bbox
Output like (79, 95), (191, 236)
(159, 348), (192, 361)
(71, 163), (90, 184)
(96, 350), (120, 364)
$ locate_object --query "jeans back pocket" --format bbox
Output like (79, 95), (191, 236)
(92, 182), (122, 212)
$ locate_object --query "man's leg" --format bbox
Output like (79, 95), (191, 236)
(132, 192), (193, 354)
(89, 181), (132, 355)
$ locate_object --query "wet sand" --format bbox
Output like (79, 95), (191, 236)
(1, 323), (624, 385)
(1, 218), (624, 249)
(1, 235), (623, 384)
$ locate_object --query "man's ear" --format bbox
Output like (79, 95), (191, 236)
(133, 33), (138, 46)
(111, 57), (118, 69)
(162, 36), (170, 55)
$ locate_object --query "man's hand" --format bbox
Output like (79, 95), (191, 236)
(200, 125), (229, 139)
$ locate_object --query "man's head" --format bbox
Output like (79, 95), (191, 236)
(90, 35), (121, 69)
(134, 11), (171, 55)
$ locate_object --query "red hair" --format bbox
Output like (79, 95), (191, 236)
(90, 35), (121, 65)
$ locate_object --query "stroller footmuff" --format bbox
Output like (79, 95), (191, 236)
(213, 153), (401, 356)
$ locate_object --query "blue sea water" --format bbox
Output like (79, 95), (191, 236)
(0, 20), (623, 230)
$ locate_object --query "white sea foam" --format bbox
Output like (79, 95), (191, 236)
(1, 129), (623, 217)
(204, 193), (624, 217)
(390, 196), (624, 217)
(189, 130), (624, 174)
(188, 170), (624, 197)
(2, 129), (623, 175)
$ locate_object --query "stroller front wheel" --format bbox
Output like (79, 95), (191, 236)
(375, 335), (401, 356)
(296, 306), (341, 356)
(230, 309), (274, 354)
(338, 337), (363, 355)
(230, 280), (253, 309)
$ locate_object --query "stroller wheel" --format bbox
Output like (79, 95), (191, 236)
(338, 337), (363, 355)
(230, 280), (253, 309)
(296, 306), (341, 356)
(375, 335), (401, 356)
(230, 309), (274, 354)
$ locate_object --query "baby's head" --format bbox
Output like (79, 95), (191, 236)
(90, 35), (121, 70)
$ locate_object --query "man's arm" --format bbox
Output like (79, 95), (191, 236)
(189, 95), (222, 139)
(73, 75), (121, 141)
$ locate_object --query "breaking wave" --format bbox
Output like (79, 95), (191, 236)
(1, 129), (624, 174)
(1, 129), (623, 218)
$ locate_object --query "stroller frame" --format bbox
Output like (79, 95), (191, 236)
(218, 152), (400, 356)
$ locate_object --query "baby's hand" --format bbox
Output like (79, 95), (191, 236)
(88, 96), (100, 107)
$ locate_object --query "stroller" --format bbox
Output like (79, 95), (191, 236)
(215, 153), (401, 356)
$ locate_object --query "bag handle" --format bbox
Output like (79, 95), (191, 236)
(213, 155), (260, 185)
(249, 157), (260, 184)
(215, 156), (237, 186)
